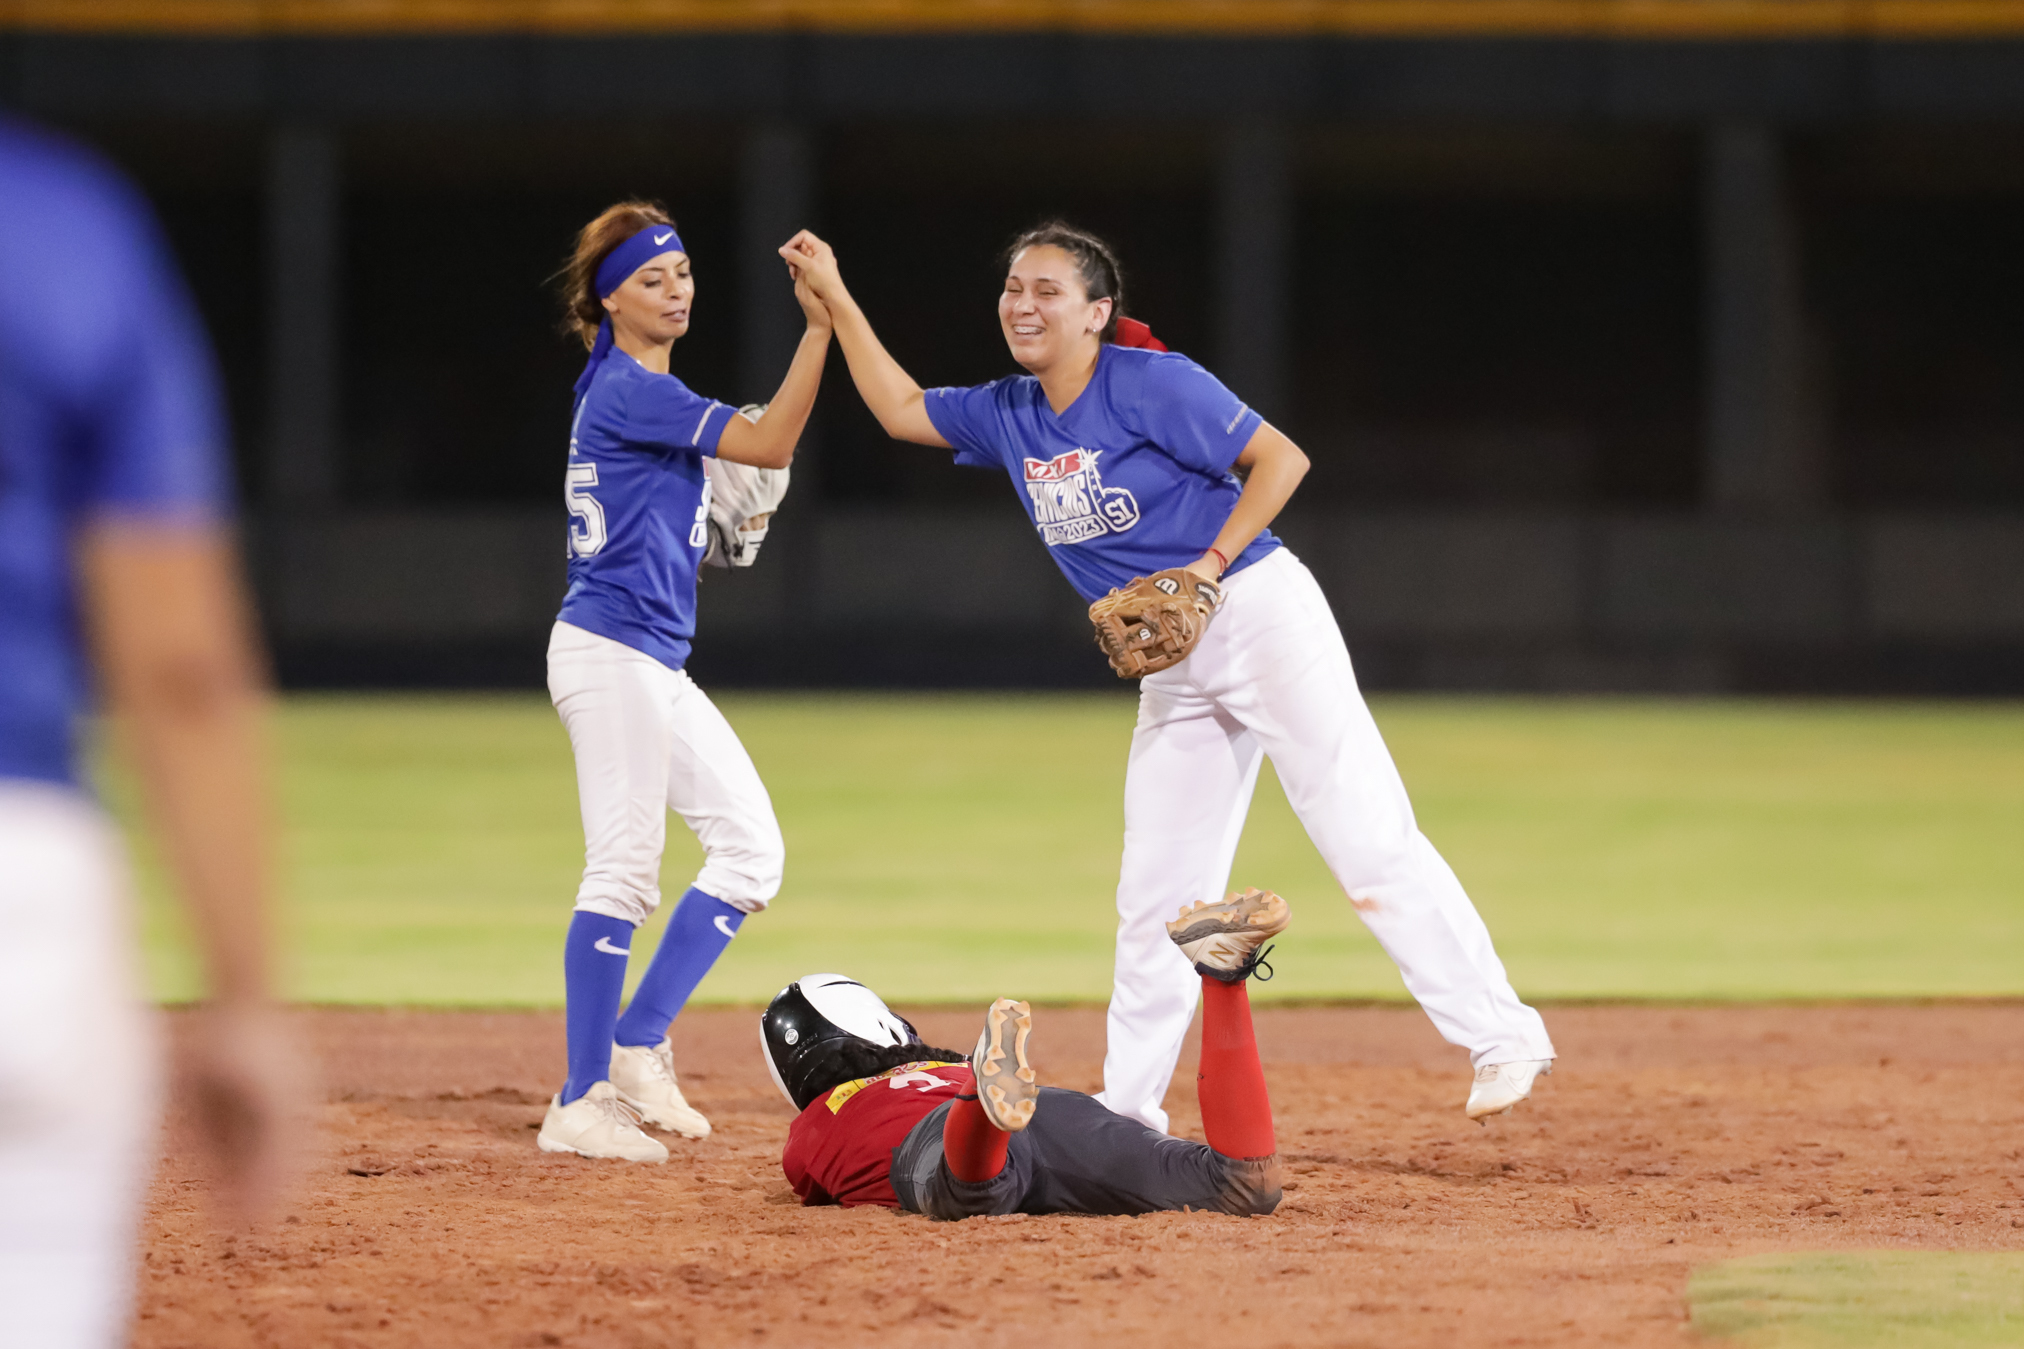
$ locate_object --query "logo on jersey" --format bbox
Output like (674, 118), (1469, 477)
(887, 1070), (956, 1093)
(1023, 449), (1140, 546)
(823, 1061), (966, 1113)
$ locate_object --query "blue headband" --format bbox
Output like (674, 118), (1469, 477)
(574, 223), (688, 401)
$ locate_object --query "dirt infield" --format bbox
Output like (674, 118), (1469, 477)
(138, 1004), (2024, 1349)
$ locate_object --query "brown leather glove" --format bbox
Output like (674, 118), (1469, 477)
(1088, 568), (1224, 678)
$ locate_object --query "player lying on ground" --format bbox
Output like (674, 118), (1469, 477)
(780, 221), (1554, 1129)
(763, 889), (1292, 1218)
(537, 201), (830, 1162)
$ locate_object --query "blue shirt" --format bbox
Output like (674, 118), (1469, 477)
(0, 118), (230, 787)
(557, 349), (734, 670)
(923, 343), (1276, 603)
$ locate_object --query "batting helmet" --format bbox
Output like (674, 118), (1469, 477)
(761, 973), (921, 1110)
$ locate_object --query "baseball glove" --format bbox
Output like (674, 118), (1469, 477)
(1088, 568), (1223, 678)
(701, 404), (790, 569)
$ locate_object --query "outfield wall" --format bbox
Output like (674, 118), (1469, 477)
(251, 507), (2024, 691)
(9, 19), (2024, 691)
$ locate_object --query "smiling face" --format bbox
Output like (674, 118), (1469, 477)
(999, 244), (1111, 375)
(602, 250), (694, 347)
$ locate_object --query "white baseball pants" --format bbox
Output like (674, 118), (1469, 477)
(1096, 549), (1556, 1132)
(0, 783), (160, 1349)
(547, 621), (784, 925)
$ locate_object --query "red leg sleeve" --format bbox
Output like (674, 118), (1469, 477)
(941, 1096), (1011, 1182)
(1197, 976), (1276, 1159)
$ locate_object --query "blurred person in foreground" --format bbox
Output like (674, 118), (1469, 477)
(0, 115), (292, 1347)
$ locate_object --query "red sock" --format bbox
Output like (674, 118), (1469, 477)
(1197, 976), (1276, 1158)
(941, 1096), (1011, 1182)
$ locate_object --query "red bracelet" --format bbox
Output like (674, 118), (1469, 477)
(1207, 547), (1230, 574)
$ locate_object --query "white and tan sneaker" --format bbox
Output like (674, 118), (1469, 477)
(1465, 1059), (1553, 1122)
(610, 1039), (712, 1139)
(1168, 887), (1292, 982)
(537, 1081), (669, 1162)
(971, 998), (1039, 1132)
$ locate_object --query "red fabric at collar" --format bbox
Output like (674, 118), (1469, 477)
(1113, 316), (1168, 352)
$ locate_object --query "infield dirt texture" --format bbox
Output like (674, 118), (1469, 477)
(141, 1002), (2024, 1348)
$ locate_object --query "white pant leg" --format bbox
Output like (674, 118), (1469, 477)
(0, 784), (159, 1349)
(548, 622), (783, 925)
(1096, 680), (1263, 1133)
(662, 671), (784, 914)
(550, 623), (680, 926)
(1205, 553), (1555, 1066)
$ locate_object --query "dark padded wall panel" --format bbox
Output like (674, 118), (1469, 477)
(10, 35), (2024, 121)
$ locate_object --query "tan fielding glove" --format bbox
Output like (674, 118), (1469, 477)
(1088, 568), (1224, 678)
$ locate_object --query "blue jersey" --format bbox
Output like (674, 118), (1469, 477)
(557, 349), (734, 670)
(923, 343), (1277, 603)
(0, 118), (230, 787)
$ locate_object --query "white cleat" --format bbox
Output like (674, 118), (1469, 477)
(538, 1081), (669, 1162)
(610, 1039), (713, 1139)
(971, 998), (1039, 1132)
(1466, 1059), (1553, 1122)
(1167, 887), (1292, 982)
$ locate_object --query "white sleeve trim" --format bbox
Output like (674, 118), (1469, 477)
(692, 402), (728, 448)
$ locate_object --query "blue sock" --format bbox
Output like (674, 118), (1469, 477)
(562, 911), (634, 1104)
(614, 888), (746, 1048)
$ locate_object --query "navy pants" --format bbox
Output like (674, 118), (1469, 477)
(890, 1088), (1281, 1221)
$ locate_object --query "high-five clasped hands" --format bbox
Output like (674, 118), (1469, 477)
(779, 229), (844, 316)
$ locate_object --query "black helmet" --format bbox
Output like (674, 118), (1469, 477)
(761, 973), (920, 1110)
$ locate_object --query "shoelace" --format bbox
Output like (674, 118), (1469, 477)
(641, 1043), (678, 1085)
(593, 1093), (647, 1131)
(1201, 942), (1276, 984)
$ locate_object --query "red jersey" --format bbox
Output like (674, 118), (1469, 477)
(781, 1060), (972, 1208)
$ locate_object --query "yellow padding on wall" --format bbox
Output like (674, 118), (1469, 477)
(9, 0), (2024, 39)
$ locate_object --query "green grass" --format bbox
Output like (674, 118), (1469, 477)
(1690, 1252), (2024, 1347)
(113, 694), (2024, 1006)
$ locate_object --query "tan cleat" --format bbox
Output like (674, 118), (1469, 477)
(537, 1081), (669, 1162)
(971, 998), (1039, 1132)
(610, 1039), (712, 1139)
(1466, 1059), (1553, 1122)
(1168, 887), (1292, 982)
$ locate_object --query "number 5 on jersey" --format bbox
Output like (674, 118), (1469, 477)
(567, 461), (606, 557)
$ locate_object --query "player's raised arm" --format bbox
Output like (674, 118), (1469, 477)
(778, 229), (950, 449)
(714, 252), (834, 469)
